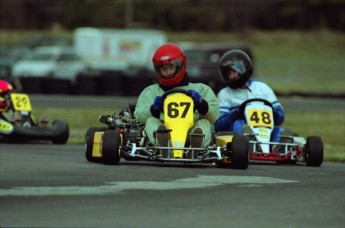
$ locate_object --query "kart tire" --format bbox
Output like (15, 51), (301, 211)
(230, 135), (249, 169)
(102, 129), (121, 165)
(305, 136), (323, 167)
(85, 127), (107, 163)
(51, 120), (70, 144)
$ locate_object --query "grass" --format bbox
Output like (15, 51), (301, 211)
(282, 110), (345, 162)
(32, 107), (345, 162)
(168, 30), (345, 93)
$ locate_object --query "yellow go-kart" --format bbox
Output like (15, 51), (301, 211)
(0, 91), (69, 144)
(85, 89), (249, 169)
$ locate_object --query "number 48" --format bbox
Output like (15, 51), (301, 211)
(250, 111), (271, 124)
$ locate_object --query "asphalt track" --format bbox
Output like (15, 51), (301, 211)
(1, 95), (345, 227)
(1, 143), (345, 228)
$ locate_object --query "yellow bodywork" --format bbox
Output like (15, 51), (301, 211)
(164, 93), (194, 158)
(92, 131), (123, 158)
(10, 93), (32, 112)
(0, 119), (13, 134)
(215, 135), (234, 147)
(215, 135), (235, 165)
(92, 132), (104, 157)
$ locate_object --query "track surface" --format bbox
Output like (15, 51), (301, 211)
(1, 95), (345, 227)
(1, 143), (345, 227)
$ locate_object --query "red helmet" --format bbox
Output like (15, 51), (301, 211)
(152, 43), (187, 87)
(0, 80), (13, 95)
(0, 80), (14, 111)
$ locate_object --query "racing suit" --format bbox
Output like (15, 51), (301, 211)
(215, 80), (285, 142)
(134, 83), (219, 147)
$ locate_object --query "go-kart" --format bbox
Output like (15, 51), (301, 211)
(239, 98), (323, 167)
(0, 91), (69, 144)
(85, 89), (249, 169)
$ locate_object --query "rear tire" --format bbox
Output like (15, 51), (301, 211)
(85, 127), (107, 162)
(102, 129), (121, 165)
(230, 135), (249, 169)
(305, 136), (323, 167)
(51, 120), (69, 144)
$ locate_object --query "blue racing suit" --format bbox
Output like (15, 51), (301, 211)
(215, 80), (285, 142)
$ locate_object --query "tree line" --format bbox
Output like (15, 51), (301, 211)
(1, 0), (344, 31)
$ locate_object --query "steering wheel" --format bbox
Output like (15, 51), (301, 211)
(238, 98), (273, 114)
(161, 89), (192, 100)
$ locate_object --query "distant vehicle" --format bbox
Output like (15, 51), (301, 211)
(180, 42), (254, 93)
(11, 46), (88, 81)
(17, 34), (73, 50)
(0, 81), (69, 144)
(0, 47), (17, 78)
(74, 27), (167, 71)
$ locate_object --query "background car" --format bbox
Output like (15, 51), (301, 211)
(0, 47), (17, 79)
(11, 46), (88, 80)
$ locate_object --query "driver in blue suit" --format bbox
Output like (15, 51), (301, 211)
(214, 50), (285, 142)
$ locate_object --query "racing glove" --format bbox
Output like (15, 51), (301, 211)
(187, 90), (208, 115)
(214, 108), (243, 131)
(150, 96), (164, 118)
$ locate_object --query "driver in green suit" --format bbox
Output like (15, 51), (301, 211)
(134, 43), (219, 156)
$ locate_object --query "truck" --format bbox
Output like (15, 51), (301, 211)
(74, 27), (167, 71)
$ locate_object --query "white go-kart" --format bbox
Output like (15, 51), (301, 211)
(239, 98), (323, 167)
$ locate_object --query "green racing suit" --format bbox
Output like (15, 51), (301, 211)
(134, 83), (219, 147)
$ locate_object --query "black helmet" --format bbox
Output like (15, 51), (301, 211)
(219, 49), (253, 88)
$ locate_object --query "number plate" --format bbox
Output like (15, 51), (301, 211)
(247, 109), (273, 128)
(10, 93), (32, 112)
(164, 93), (194, 158)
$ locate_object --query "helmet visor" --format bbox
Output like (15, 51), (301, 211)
(155, 59), (183, 79)
(222, 60), (246, 75)
(220, 60), (247, 82)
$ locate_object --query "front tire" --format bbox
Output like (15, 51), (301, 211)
(51, 120), (69, 144)
(305, 136), (323, 167)
(102, 129), (121, 165)
(230, 135), (249, 169)
(85, 127), (107, 162)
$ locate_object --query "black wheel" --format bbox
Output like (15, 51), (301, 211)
(85, 127), (107, 162)
(305, 136), (323, 167)
(51, 120), (69, 144)
(230, 135), (249, 169)
(102, 129), (121, 165)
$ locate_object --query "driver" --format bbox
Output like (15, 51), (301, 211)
(0, 80), (14, 112)
(214, 50), (285, 142)
(134, 43), (219, 157)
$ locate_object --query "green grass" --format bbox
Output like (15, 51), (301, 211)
(282, 110), (345, 162)
(33, 107), (345, 162)
(168, 30), (345, 93)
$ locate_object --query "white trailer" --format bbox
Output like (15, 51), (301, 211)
(74, 27), (167, 71)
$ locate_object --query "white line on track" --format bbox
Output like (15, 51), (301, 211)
(0, 175), (299, 197)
